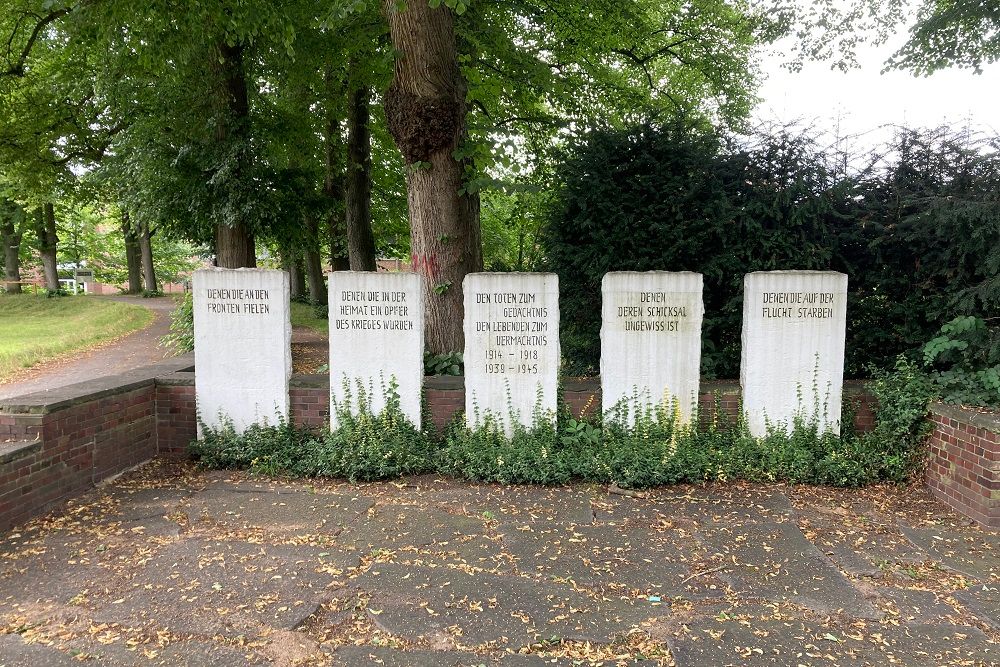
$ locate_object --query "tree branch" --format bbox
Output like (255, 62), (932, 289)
(2, 8), (71, 78)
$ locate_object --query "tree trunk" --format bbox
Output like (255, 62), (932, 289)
(289, 251), (306, 300)
(280, 244), (306, 300)
(139, 220), (157, 292)
(303, 213), (327, 303)
(121, 211), (142, 294)
(1, 205), (24, 294)
(35, 204), (59, 292)
(383, 1), (483, 353)
(324, 83), (349, 273)
(212, 40), (256, 268)
(346, 83), (377, 271)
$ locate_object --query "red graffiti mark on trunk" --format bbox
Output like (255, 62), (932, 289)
(411, 252), (441, 281)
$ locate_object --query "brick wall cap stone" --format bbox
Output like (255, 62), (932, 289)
(0, 355), (193, 415)
(931, 402), (1000, 435)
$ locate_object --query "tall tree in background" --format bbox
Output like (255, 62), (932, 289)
(383, 0), (483, 353)
(346, 79), (378, 271)
(121, 212), (142, 294)
(138, 219), (157, 291)
(34, 204), (59, 291)
(0, 200), (26, 293)
(210, 40), (256, 268)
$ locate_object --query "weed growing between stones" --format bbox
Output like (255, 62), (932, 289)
(191, 380), (435, 482)
(190, 362), (933, 488)
(437, 384), (579, 485)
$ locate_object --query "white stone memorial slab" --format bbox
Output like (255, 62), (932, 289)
(328, 272), (424, 427)
(740, 271), (848, 436)
(463, 273), (560, 435)
(601, 272), (704, 424)
(193, 268), (291, 434)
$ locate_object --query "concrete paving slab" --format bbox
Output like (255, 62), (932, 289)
(954, 584), (1000, 630)
(185, 487), (374, 536)
(90, 538), (354, 637)
(502, 523), (723, 599)
(668, 610), (994, 667)
(900, 523), (1000, 582)
(337, 505), (500, 566)
(356, 563), (654, 649)
(698, 517), (879, 618)
(426, 485), (598, 526)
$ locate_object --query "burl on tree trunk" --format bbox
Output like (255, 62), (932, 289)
(383, 0), (482, 354)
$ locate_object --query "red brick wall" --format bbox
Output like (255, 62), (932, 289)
(156, 382), (197, 456)
(0, 369), (884, 533)
(290, 387), (328, 429)
(411, 378), (875, 435)
(0, 384), (157, 531)
(925, 404), (1000, 528)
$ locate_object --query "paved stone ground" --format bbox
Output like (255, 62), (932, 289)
(0, 462), (997, 666)
(0, 295), (177, 400)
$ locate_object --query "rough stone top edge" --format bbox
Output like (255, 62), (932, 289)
(601, 271), (704, 284)
(326, 271), (422, 278)
(193, 267), (288, 274)
(464, 272), (559, 279)
(602, 270), (703, 276)
(744, 270), (848, 277)
(931, 401), (1000, 433)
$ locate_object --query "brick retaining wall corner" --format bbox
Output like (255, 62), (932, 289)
(925, 402), (1000, 527)
(0, 357), (192, 532)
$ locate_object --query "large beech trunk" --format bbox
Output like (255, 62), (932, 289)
(289, 253), (306, 300)
(281, 245), (305, 300)
(35, 204), (59, 292)
(383, 1), (482, 353)
(345, 83), (377, 271)
(121, 212), (142, 294)
(324, 75), (350, 273)
(139, 220), (157, 292)
(212, 41), (256, 268)
(303, 213), (327, 303)
(1, 208), (24, 294)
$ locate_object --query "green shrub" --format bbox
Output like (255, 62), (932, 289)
(190, 363), (935, 490)
(438, 400), (579, 485)
(436, 384), (608, 484)
(323, 380), (435, 481)
(543, 121), (1000, 377)
(424, 351), (464, 376)
(160, 292), (194, 353)
(922, 316), (1000, 407)
(856, 356), (935, 482)
(189, 415), (311, 473)
(190, 381), (435, 482)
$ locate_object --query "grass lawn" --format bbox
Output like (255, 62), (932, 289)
(0, 295), (153, 381)
(290, 301), (328, 334)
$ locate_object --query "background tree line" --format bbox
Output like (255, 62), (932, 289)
(1, 0), (996, 371)
(1, 0), (768, 349)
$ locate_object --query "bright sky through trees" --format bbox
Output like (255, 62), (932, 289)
(756, 28), (1000, 146)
